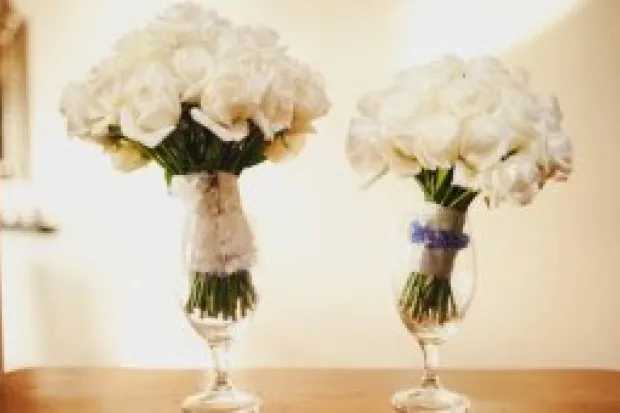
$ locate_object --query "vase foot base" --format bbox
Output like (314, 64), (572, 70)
(391, 387), (470, 412)
(182, 389), (260, 413)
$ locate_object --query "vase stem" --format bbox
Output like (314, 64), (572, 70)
(420, 343), (441, 389)
(209, 338), (233, 391)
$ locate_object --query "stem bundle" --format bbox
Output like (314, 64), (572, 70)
(144, 103), (268, 183)
(185, 270), (257, 321)
(398, 167), (476, 325)
(399, 272), (459, 324)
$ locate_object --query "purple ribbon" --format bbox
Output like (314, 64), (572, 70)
(411, 221), (470, 250)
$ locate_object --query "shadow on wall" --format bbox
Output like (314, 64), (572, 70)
(466, 0), (620, 369)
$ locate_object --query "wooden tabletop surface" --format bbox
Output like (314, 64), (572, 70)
(1, 368), (619, 412)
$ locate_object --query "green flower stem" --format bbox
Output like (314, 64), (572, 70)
(184, 270), (257, 322)
(399, 272), (458, 324)
(132, 104), (268, 183)
(157, 144), (184, 173)
(152, 153), (169, 169)
(439, 186), (454, 205)
(414, 167), (478, 212)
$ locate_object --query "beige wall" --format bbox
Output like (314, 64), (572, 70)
(2, 0), (619, 370)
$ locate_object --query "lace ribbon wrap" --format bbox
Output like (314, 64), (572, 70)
(413, 205), (467, 279)
(170, 172), (257, 274)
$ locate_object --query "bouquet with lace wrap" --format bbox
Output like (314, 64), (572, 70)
(59, 1), (330, 321)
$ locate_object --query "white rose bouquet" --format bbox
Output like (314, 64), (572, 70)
(347, 55), (572, 323)
(59, 2), (330, 321)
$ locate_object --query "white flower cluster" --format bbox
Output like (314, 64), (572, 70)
(347, 55), (573, 206)
(59, 1), (330, 170)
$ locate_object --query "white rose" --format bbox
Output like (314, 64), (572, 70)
(534, 95), (563, 134)
(157, 2), (224, 36)
(495, 88), (540, 130)
(171, 46), (213, 103)
(260, 74), (295, 134)
(376, 89), (422, 124)
(460, 115), (514, 171)
(510, 66), (530, 88)
(529, 95), (572, 182)
(543, 131), (573, 181)
(439, 78), (500, 119)
(119, 63), (181, 148)
(413, 114), (460, 169)
(263, 112), (318, 163)
(376, 139), (421, 177)
(396, 55), (465, 94)
(369, 122), (422, 177)
(60, 55), (134, 140)
(85, 56), (134, 131)
(257, 57), (329, 141)
(239, 25), (280, 48)
(465, 56), (511, 84)
(157, 1), (214, 26)
(395, 66), (431, 92)
(481, 154), (541, 206)
(346, 117), (388, 184)
(209, 54), (270, 123)
(150, 2), (232, 53)
(357, 89), (388, 118)
(427, 55), (467, 80)
(113, 27), (173, 62)
(103, 139), (151, 172)
(191, 68), (259, 142)
(60, 75), (124, 140)
(505, 158), (541, 206)
(59, 82), (103, 139)
(218, 25), (280, 52)
(292, 65), (330, 122)
(242, 54), (298, 137)
(264, 132), (306, 163)
(452, 159), (479, 189)
(87, 55), (132, 88)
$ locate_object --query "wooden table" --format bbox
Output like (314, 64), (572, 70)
(1, 369), (619, 412)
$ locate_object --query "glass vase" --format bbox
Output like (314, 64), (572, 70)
(391, 203), (476, 412)
(171, 172), (260, 413)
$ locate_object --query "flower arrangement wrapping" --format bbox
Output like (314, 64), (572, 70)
(347, 55), (573, 324)
(59, 1), (330, 322)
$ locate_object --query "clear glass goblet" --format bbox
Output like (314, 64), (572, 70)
(391, 204), (476, 412)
